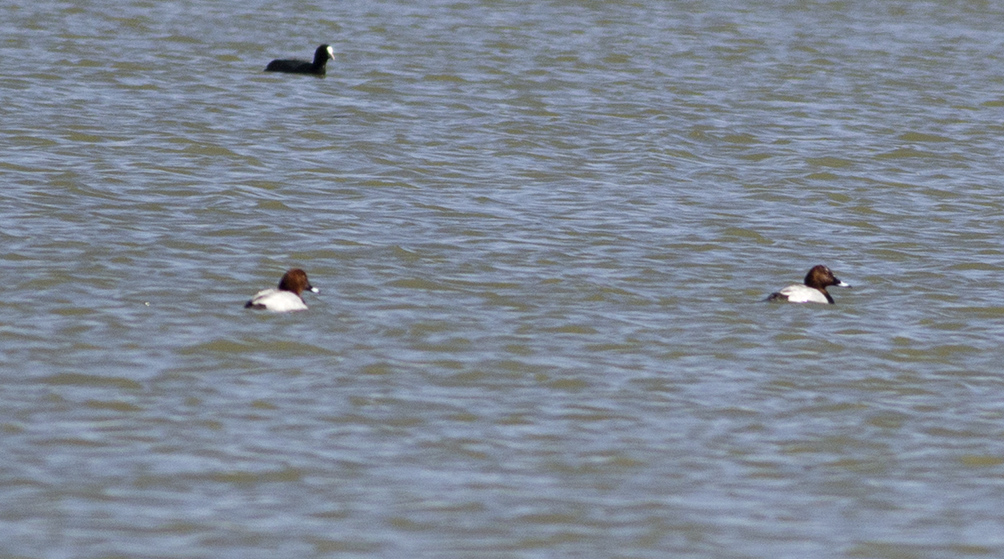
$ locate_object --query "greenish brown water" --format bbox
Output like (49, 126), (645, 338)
(3, 0), (1004, 557)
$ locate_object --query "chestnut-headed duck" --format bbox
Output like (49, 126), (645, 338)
(767, 265), (850, 304)
(245, 268), (318, 312)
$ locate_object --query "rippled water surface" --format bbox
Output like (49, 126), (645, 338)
(4, 0), (1004, 557)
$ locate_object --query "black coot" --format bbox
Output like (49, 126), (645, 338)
(265, 44), (334, 75)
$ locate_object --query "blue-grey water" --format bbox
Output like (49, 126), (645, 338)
(4, 0), (1004, 557)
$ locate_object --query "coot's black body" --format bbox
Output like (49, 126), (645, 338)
(265, 44), (334, 75)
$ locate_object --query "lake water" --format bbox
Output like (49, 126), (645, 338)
(4, 0), (1004, 557)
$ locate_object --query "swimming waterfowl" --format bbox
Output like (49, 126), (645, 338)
(265, 44), (334, 75)
(245, 268), (318, 312)
(767, 265), (850, 304)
